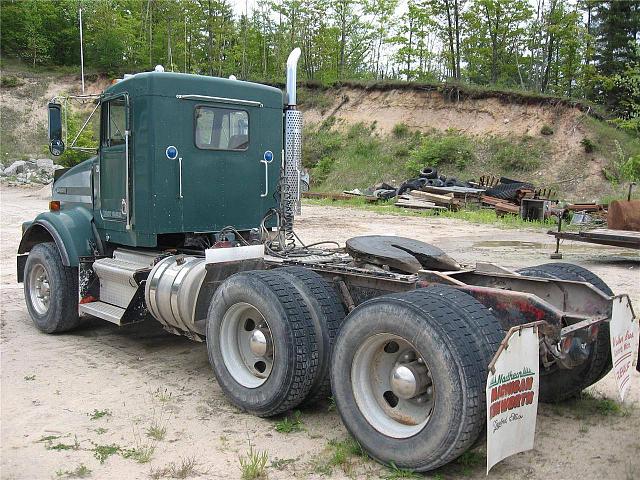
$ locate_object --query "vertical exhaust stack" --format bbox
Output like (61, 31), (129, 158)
(283, 48), (303, 234)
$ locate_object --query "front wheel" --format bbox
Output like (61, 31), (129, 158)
(23, 242), (80, 333)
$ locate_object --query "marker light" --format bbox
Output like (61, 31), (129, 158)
(49, 201), (60, 211)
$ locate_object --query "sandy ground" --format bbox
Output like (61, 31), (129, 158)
(1, 184), (639, 480)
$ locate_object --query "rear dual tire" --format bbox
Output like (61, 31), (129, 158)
(206, 268), (345, 416)
(331, 287), (502, 472)
(517, 262), (613, 402)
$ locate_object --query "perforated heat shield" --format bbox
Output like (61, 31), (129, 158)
(284, 109), (303, 216)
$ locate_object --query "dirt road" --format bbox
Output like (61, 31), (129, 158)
(1, 185), (638, 480)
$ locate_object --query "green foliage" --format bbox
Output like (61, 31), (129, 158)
(274, 411), (304, 433)
(91, 443), (120, 464)
(383, 462), (420, 479)
(540, 125), (554, 136)
(407, 131), (475, 172)
(58, 104), (99, 168)
(604, 141), (640, 184)
(55, 464), (92, 479)
(239, 443), (268, 480)
(620, 154), (640, 183)
(150, 457), (199, 479)
(392, 123), (410, 138)
(581, 138), (596, 153)
(1, 75), (22, 88)
(486, 136), (546, 172)
(88, 409), (111, 420)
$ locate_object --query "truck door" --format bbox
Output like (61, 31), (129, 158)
(98, 94), (131, 229)
(179, 101), (277, 232)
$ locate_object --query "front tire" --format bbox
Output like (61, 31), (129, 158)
(23, 242), (80, 333)
(331, 289), (499, 471)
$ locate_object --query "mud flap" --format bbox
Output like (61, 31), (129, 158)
(610, 295), (638, 401)
(486, 323), (541, 474)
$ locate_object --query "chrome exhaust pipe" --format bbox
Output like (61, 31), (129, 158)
(283, 48), (303, 232)
(286, 48), (301, 107)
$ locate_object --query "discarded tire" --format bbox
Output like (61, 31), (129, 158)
(24, 242), (80, 333)
(517, 263), (613, 402)
(331, 289), (497, 471)
(206, 270), (318, 416)
(484, 182), (532, 201)
(419, 167), (438, 179)
(273, 267), (346, 404)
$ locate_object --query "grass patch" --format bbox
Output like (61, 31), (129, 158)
(239, 442), (268, 480)
(484, 135), (548, 172)
(407, 130), (475, 172)
(550, 391), (630, 419)
(274, 410), (304, 433)
(303, 197), (555, 230)
(55, 463), (91, 478)
(122, 444), (155, 464)
(88, 409), (111, 420)
(383, 462), (421, 479)
(146, 422), (167, 441)
(150, 457), (200, 479)
(1, 75), (23, 88)
(42, 435), (80, 451)
(325, 437), (367, 475)
(91, 443), (120, 464)
(455, 449), (485, 474)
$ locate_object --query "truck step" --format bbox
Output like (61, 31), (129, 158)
(79, 301), (126, 325)
(93, 249), (158, 308)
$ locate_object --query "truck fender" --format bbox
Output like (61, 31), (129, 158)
(18, 207), (95, 268)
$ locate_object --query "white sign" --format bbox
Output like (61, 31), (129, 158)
(486, 326), (539, 474)
(609, 295), (638, 402)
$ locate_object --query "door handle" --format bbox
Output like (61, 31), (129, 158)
(260, 159), (269, 198)
(178, 157), (183, 199)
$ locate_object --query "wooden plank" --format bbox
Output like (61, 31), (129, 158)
(395, 200), (446, 211)
(303, 192), (355, 201)
(410, 190), (456, 204)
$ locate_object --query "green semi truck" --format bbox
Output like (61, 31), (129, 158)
(16, 49), (634, 471)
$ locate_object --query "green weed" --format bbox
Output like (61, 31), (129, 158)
(146, 422), (167, 441)
(239, 442), (268, 480)
(392, 122), (410, 138)
(383, 462), (421, 479)
(275, 410), (304, 433)
(91, 443), (120, 464)
(24, 374), (36, 381)
(55, 463), (91, 478)
(150, 456), (199, 479)
(122, 444), (155, 464)
(88, 409), (111, 420)
(455, 449), (485, 475)
(540, 124), (554, 135)
(407, 131), (475, 172)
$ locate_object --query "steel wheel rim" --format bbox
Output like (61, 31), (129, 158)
(28, 263), (51, 316)
(220, 302), (274, 388)
(351, 333), (434, 438)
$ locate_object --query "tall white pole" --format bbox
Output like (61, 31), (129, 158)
(79, 6), (85, 94)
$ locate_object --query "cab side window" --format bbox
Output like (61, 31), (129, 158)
(101, 98), (127, 147)
(195, 106), (249, 151)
